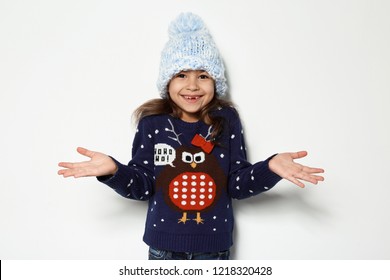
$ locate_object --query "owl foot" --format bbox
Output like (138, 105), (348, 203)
(178, 212), (190, 224)
(192, 212), (204, 224)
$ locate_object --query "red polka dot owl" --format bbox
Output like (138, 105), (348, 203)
(156, 134), (226, 224)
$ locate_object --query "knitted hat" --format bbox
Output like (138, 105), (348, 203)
(157, 12), (227, 98)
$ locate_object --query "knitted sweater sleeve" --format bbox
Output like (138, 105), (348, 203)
(227, 116), (282, 200)
(96, 118), (154, 200)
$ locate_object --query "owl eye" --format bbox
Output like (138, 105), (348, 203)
(193, 152), (205, 163)
(182, 152), (193, 163)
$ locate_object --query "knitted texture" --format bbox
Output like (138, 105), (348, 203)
(157, 12), (227, 98)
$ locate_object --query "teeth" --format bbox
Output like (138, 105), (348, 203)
(184, 96), (200, 100)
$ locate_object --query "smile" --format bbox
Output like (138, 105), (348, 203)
(183, 95), (201, 100)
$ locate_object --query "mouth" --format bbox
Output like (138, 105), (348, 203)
(182, 95), (202, 102)
(183, 95), (201, 100)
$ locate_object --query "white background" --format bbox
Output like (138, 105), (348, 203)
(0, 0), (389, 260)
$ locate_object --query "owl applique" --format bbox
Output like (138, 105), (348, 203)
(156, 134), (226, 224)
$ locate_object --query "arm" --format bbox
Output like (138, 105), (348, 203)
(227, 117), (282, 199)
(58, 118), (156, 200)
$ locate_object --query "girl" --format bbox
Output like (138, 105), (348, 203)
(58, 13), (324, 260)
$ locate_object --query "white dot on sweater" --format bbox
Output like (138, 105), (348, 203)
(143, 160), (148, 164)
(213, 228), (217, 231)
(213, 216), (217, 220)
(148, 134), (152, 138)
(236, 186), (240, 190)
(236, 176), (240, 181)
(155, 129), (159, 134)
(220, 154), (225, 158)
(161, 219), (164, 222)
(231, 134), (235, 139)
(145, 191), (149, 195)
(141, 145), (144, 149)
(251, 176), (254, 181)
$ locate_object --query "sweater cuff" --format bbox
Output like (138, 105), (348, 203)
(96, 157), (130, 189)
(257, 154), (283, 188)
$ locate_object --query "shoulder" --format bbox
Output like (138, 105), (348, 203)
(212, 105), (241, 124)
(137, 114), (170, 127)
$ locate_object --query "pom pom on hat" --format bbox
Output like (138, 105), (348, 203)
(157, 12), (227, 98)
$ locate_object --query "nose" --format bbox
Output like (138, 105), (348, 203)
(190, 162), (197, 169)
(187, 75), (199, 92)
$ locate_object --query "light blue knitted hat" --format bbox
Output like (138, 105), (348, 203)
(157, 12), (227, 98)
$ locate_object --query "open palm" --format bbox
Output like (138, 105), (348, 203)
(58, 147), (117, 178)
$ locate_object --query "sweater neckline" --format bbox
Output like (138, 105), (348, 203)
(168, 115), (204, 129)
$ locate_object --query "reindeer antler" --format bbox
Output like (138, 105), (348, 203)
(165, 119), (182, 145)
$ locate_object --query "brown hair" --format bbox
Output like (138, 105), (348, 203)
(133, 95), (236, 143)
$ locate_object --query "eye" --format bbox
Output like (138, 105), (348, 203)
(199, 74), (210, 79)
(182, 152), (193, 163)
(193, 152), (205, 163)
(175, 72), (186, 79)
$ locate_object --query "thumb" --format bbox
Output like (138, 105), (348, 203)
(291, 150), (308, 160)
(76, 147), (95, 159)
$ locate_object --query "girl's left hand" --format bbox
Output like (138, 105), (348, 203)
(269, 151), (325, 188)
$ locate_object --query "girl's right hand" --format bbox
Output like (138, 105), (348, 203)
(58, 147), (118, 178)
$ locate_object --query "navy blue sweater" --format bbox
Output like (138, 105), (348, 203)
(98, 107), (281, 252)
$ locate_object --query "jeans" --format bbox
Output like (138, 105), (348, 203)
(148, 247), (230, 260)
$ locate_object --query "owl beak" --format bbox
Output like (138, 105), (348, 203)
(190, 162), (197, 169)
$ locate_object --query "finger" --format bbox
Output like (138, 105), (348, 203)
(59, 166), (94, 178)
(291, 151), (308, 160)
(58, 161), (91, 170)
(77, 147), (95, 158)
(287, 176), (305, 188)
(302, 166), (325, 174)
(310, 174), (325, 182)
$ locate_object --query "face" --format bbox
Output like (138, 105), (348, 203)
(168, 70), (215, 122)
